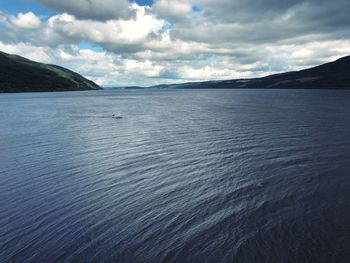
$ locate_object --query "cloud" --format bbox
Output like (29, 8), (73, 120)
(123, 59), (164, 77)
(178, 65), (252, 80)
(171, 0), (350, 46)
(10, 12), (41, 29)
(0, 13), (6, 23)
(0, 41), (52, 62)
(153, 0), (193, 22)
(47, 5), (165, 53)
(33, 0), (132, 20)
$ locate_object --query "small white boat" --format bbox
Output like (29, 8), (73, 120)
(112, 113), (122, 119)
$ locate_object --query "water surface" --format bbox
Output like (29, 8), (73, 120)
(0, 89), (350, 262)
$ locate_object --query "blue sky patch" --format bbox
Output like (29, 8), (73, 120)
(0, 0), (56, 16)
(132, 0), (153, 7)
(79, 41), (104, 52)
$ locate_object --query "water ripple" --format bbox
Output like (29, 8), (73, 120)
(1, 89), (350, 262)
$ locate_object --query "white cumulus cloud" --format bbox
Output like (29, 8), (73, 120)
(10, 12), (41, 29)
(48, 5), (165, 52)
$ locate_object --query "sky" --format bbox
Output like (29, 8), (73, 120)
(1, 0), (350, 87)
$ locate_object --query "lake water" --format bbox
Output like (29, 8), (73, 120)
(0, 89), (350, 262)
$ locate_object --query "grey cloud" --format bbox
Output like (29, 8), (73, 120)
(171, 0), (350, 46)
(193, 0), (302, 23)
(32, 0), (133, 20)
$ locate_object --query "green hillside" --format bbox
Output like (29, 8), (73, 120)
(0, 51), (101, 92)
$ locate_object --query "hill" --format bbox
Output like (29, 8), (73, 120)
(151, 56), (350, 89)
(0, 51), (101, 92)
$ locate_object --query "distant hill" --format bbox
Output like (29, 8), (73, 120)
(151, 55), (350, 89)
(0, 51), (101, 92)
